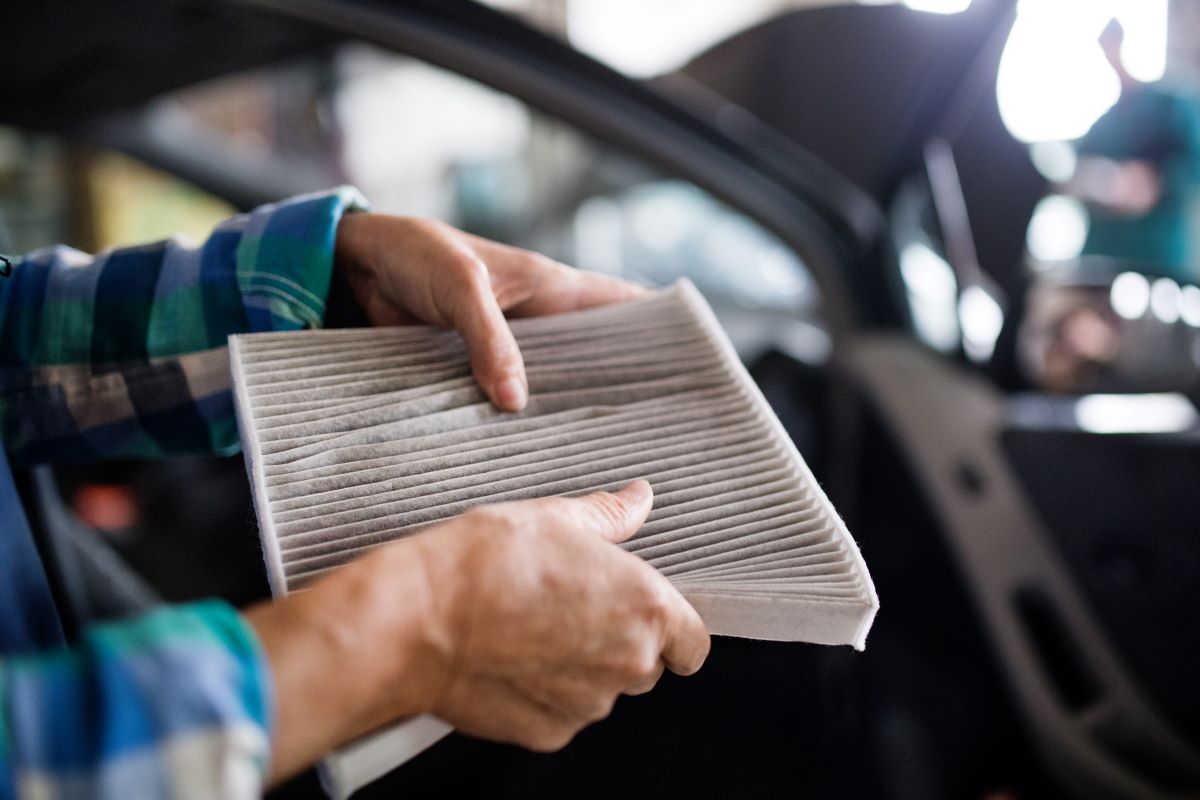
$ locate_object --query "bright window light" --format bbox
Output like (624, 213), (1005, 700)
(903, 0), (972, 13)
(566, 0), (782, 78)
(631, 193), (689, 252)
(997, 0), (1169, 143)
(1075, 393), (1198, 434)
(1181, 285), (1200, 328)
(1110, 271), (1150, 320)
(1149, 277), (1183, 324)
(1026, 194), (1088, 263)
(561, 0), (980, 77)
(900, 242), (960, 351)
(1120, 0), (1169, 83)
(958, 284), (1005, 362)
(1029, 140), (1079, 182)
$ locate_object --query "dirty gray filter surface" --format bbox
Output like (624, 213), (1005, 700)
(229, 280), (879, 799)
(232, 280), (877, 645)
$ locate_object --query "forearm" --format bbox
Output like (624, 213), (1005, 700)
(245, 543), (446, 785)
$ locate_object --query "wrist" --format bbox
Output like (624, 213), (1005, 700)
(343, 541), (452, 721)
(308, 545), (447, 725)
(328, 212), (376, 327)
(247, 541), (447, 782)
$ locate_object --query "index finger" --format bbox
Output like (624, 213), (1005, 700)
(448, 259), (529, 412)
(468, 240), (649, 317)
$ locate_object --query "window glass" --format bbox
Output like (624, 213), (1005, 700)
(889, 175), (961, 353)
(0, 129), (72, 254)
(0, 127), (234, 254)
(160, 46), (826, 362)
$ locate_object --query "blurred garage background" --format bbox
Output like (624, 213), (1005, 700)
(3, 0), (1200, 798)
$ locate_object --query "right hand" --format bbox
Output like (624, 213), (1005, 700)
(248, 480), (710, 783)
(411, 479), (711, 751)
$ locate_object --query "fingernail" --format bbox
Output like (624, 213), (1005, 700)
(623, 479), (652, 503)
(495, 377), (527, 410)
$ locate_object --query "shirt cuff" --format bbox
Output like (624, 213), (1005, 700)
(234, 186), (370, 333)
(1, 599), (274, 799)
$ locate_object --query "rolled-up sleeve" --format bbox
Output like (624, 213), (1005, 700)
(0, 187), (368, 465)
(0, 600), (273, 800)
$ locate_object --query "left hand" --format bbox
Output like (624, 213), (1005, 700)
(334, 213), (648, 411)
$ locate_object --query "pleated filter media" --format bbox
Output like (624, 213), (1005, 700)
(230, 279), (878, 798)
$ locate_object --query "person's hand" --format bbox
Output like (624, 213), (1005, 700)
(334, 214), (648, 411)
(411, 479), (709, 750)
(247, 480), (710, 783)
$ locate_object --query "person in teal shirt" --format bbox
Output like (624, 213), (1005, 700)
(1071, 19), (1200, 283)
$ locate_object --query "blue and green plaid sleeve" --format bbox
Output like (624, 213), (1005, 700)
(0, 186), (368, 465)
(0, 600), (273, 800)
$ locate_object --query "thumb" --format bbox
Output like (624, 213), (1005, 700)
(568, 480), (654, 544)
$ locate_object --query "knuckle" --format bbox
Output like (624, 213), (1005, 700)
(587, 693), (617, 722)
(528, 724), (575, 753)
(623, 671), (656, 696)
(463, 505), (495, 527)
(530, 252), (564, 275)
(618, 640), (660, 681)
(467, 507), (520, 540)
(639, 577), (674, 626)
(587, 492), (628, 530)
(633, 644), (662, 678)
(455, 253), (491, 286)
(444, 258), (492, 315)
(397, 215), (433, 237)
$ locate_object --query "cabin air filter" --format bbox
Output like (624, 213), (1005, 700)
(230, 279), (878, 799)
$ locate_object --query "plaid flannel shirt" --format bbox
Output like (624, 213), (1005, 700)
(0, 186), (367, 799)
